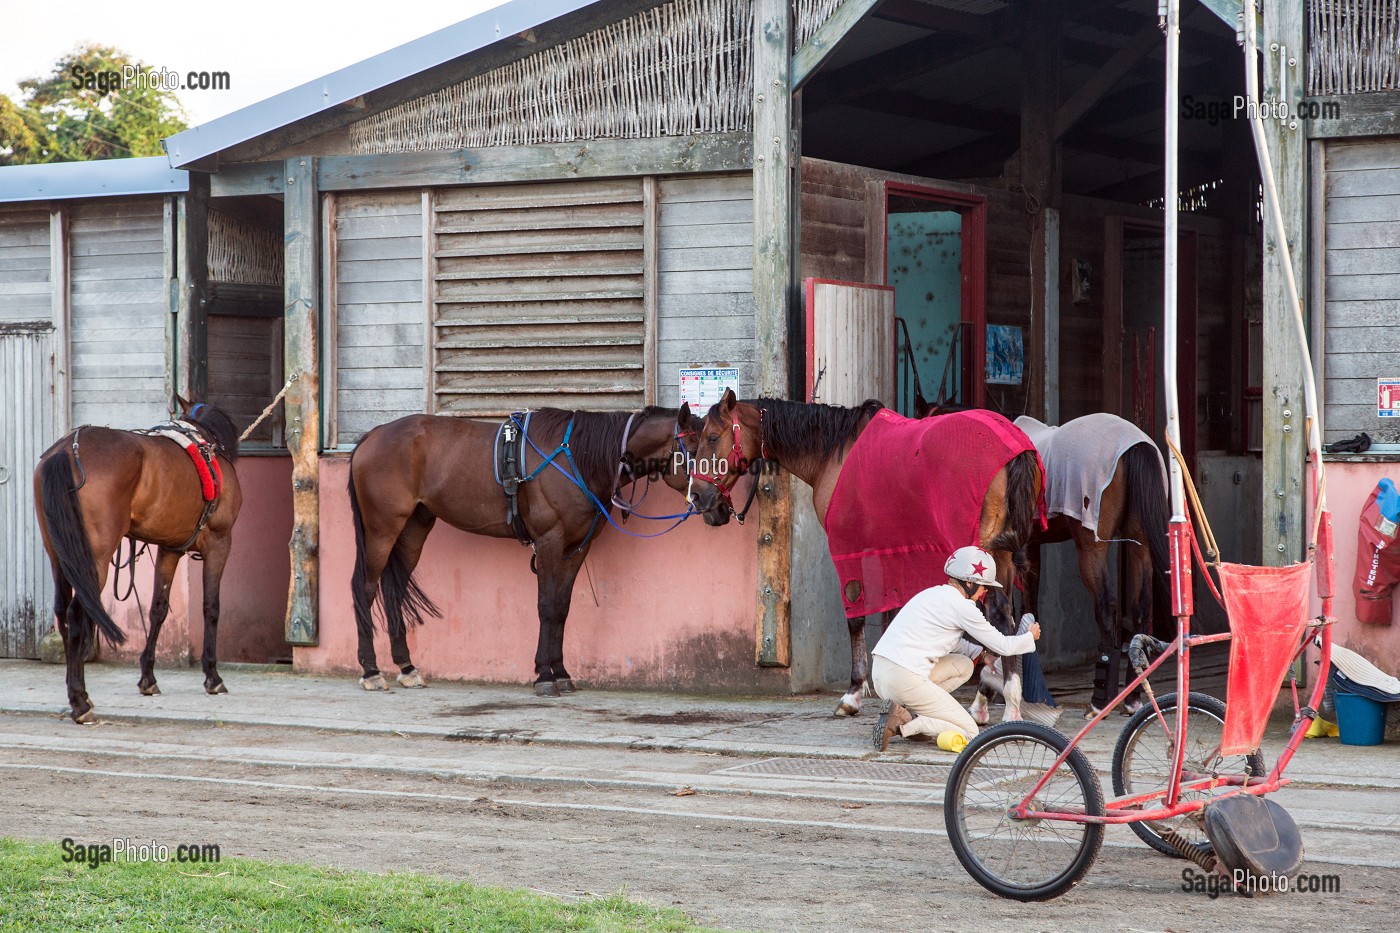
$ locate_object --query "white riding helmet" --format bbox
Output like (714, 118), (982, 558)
(944, 546), (1002, 588)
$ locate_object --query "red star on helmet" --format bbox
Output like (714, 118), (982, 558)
(970, 560), (988, 577)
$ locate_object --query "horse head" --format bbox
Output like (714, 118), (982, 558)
(620, 403), (730, 525)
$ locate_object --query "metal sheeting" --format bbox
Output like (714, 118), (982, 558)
(0, 326), (59, 658)
(68, 199), (168, 429)
(431, 178), (648, 416)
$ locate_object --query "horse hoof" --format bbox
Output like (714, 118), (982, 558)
(534, 681), (561, 698)
(1084, 705), (1102, 720)
(396, 670), (427, 689)
(206, 682), (228, 696)
(835, 701), (860, 717)
(360, 674), (391, 692)
(1122, 701), (1143, 716)
(74, 709), (96, 725)
(139, 684), (161, 697)
(555, 678), (577, 694)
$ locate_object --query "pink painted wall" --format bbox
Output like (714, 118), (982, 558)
(103, 456), (293, 667)
(1311, 459), (1400, 675)
(298, 457), (785, 693)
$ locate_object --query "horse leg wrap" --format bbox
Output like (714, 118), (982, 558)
(1092, 642), (1117, 712)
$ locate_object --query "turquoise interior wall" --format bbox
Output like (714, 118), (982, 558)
(886, 210), (963, 413)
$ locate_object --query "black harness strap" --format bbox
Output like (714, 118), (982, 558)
(494, 414), (534, 547)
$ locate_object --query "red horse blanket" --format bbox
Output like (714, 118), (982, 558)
(824, 409), (1045, 618)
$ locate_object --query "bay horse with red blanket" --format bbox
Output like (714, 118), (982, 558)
(348, 404), (721, 696)
(34, 398), (243, 723)
(695, 390), (1045, 717)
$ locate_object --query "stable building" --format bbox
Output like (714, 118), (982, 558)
(1, 0), (1397, 687)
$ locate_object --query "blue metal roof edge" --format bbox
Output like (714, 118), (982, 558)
(162, 0), (602, 168)
(0, 157), (189, 204)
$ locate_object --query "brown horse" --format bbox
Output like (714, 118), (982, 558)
(348, 403), (721, 695)
(695, 390), (1044, 717)
(34, 398), (243, 723)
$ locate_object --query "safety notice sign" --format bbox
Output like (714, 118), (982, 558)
(679, 367), (739, 415)
(1380, 379), (1400, 418)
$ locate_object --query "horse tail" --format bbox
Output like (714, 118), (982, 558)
(1125, 441), (1172, 630)
(987, 449), (1041, 573)
(38, 450), (126, 646)
(347, 450), (440, 642)
(347, 459), (375, 642)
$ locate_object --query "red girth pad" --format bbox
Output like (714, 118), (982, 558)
(182, 443), (223, 502)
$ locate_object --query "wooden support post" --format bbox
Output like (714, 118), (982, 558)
(176, 173), (210, 402)
(754, 0), (793, 667)
(284, 157), (320, 645)
(1260, 2), (1307, 565)
(1020, 0), (1061, 420)
(49, 205), (70, 432)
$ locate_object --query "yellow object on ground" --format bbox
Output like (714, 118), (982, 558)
(1305, 717), (1339, 738)
(937, 730), (968, 753)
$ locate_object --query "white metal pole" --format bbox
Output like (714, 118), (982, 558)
(1163, 0), (1186, 523)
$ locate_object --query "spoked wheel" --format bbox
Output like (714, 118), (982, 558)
(944, 721), (1105, 901)
(1111, 692), (1267, 859)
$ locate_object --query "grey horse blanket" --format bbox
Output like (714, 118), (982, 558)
(1014, 413), (1166, 541)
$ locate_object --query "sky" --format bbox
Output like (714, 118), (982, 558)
(1, 0), (510, 126)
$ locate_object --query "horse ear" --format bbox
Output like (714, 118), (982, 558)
(174, 393), (190, 414)
(676, 401), (691, 428)
(719, 388), (737, 415)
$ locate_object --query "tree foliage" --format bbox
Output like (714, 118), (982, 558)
(0, 44), (188, 165)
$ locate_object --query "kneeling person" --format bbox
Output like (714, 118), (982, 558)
(871, 546), (1040, 752)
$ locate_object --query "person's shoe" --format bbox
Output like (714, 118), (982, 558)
(872, 701), (912, 751)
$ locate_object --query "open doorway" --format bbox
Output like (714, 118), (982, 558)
(883, 183), (986, 415)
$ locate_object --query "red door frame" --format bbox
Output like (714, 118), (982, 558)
(881, 181), (988, 409)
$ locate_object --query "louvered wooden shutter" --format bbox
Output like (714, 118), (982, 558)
(430, 179), (648, 415)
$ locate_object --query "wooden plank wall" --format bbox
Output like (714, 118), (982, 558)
(655, 174), (755, 407)
(0, 206), (51, 322)
(68, 198), (168, 427)
(332, 190), (425, 445)
(1323, 137), (1400, 443)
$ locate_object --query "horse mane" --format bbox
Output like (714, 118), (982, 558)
(741, 397), (884, 461)
(190, 403), (241, 462)
(528, 406), (675, 493)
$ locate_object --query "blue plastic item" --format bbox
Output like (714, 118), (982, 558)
(1335, 691), (1387, 746)
(1378, 478), (1400, 524)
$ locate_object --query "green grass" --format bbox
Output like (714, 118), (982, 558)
(0, 838), (716, 932)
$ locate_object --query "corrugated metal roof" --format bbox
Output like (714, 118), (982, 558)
(162, 0), (604, 168)
(0, 157), (188, 204)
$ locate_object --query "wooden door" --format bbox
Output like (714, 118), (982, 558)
(804, 278), (895, 407)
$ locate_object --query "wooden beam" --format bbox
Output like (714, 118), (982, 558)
(49, 205), (69, 433)
(1054, 19), (1160, 140)
(1305, 91), (1400, 139)
(210, 163), (286, 198)
(753, 0), (792, 669)
(791, 0), (882, 90)
(873, 0), (1000, 35)
(177, 173), (211, 401)
(1259, 0), (1307, 566)
(803, 31), (1005, 111)
(1020, 0), (1061, 420)
(315, 133), (751, 191)
(283, 156), (320, 646)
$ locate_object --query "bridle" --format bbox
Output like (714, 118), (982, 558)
(692, 406), (769, 524)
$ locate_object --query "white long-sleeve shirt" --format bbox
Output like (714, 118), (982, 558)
(872, 583), (1036, 679)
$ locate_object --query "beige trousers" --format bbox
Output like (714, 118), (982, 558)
(871, 654), (979, 741)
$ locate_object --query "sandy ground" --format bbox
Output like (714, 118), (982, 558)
(0, 695), (1393, 933)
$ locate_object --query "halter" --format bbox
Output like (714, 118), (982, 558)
(692, 406), (768, 523)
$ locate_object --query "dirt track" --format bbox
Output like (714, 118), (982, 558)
(0, 709), (1390, 933)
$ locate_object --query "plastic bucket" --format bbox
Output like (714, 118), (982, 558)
(1334, 692), (1387, 746)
